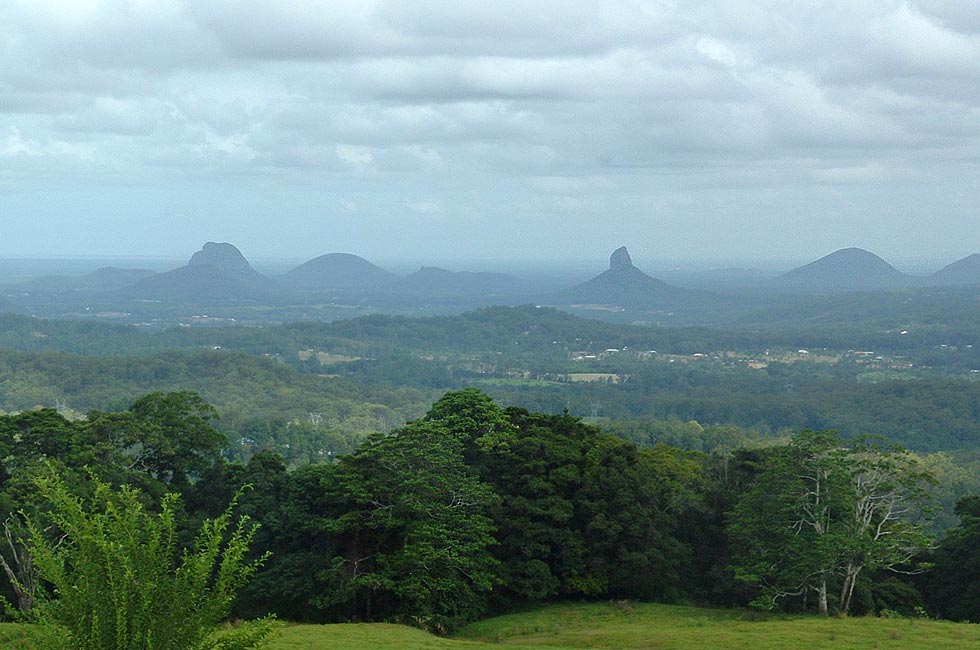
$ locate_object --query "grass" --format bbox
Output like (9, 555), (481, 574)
(0, 621), (61, 649)
(457, 602), (980, 650)
(4, 602), (980, 650)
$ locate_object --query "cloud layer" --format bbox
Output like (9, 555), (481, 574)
(2, 1), (979, 263)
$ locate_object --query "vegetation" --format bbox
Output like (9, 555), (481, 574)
(2, 387), (979, 630)
(22, 470), (273, 650)
(8, 602), (980, 650)
(4, 298), (980, 637)
(728, 431), (933, 614)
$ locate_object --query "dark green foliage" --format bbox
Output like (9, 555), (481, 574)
(426, 391), (701, 606)
(237, 390), (704, 628)
(921, 495), (980, 621)
(0, 384), (966, 629)
(321, 419), (499, 632)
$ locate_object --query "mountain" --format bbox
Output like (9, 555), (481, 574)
(282, 253), (396, 290)
(119, 242), (276, 302)
(76, 267), (158, 290)
(773, 248), (911, 292)
(123, 264), (259, 302)
(187, 242), (272, 288)
(546, 247), (707, 310)
(929, 254), (980, 287)
(395, 267), (527, 297)
(22, 267), (157, 291)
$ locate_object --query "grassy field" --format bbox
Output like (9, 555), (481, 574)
(457, 602), (980, 649)
(3, 603), (980, 650)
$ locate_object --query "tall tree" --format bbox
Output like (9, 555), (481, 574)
(322, 419), (499, 632)
(728, 430), (933, 615)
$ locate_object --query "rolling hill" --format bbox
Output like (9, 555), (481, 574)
(282, 253), (396, 290)
(773, 247), (911, 292)
(928, 253), (980, 287)
(395, 266), (527, 297)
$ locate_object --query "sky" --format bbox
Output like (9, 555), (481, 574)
(1, 1), (979, 268)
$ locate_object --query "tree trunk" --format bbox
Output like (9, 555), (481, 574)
(1, 520), (36, 612)
(840, 565), (861, 615)
(0, 552), (33, 611)
(817, 579), (829, 616)
(839, 563), (853, 613)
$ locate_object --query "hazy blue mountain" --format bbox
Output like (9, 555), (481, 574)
(21, 266), (157, 291)
(546, 247), (710, 310)
(929, 254), (980, 287)
(282, 253), (396, 290)
(394, 266), (528, 297)
(187, 242), (273, 289)
(773, 248), (911, 292)
(117, 242), (278, 302)
(123, 264), (260, 302)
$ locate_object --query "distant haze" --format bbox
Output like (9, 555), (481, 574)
(2, 2), (979, 264)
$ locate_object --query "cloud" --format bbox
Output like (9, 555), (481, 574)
(404, 199), (446, 217)
(1, 1), (979, 260)
(335, 144), (374, 167)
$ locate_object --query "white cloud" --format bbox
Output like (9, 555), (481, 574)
(404, 199), (445, 216)
(1, 127), (38, 157)
(696, 37), (737, 70)
(335, 144), (374, 168)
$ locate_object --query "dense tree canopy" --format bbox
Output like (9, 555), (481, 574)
(2, 387), (978, 631)
(728, 431), (934, 615)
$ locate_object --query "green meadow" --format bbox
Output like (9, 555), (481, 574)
(5, 603), (980, 650)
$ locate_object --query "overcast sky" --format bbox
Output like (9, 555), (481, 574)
(2, 1), (979, 267)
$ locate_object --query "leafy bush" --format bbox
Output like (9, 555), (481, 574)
(23, 469), (274, 650)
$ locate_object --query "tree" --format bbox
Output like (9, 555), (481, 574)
(322, 419), (499, 632)
(921, 495), (980, 621)
(22, 468), (273, 650)
(728, 430), (933, 615)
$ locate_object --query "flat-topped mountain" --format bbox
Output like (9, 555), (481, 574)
(22, 266), (157, 291)
(547, 247), (707, 310)
(396, 266), (526, 297)
(929, 254), (980, 287)
(774, 248), (911, 292)
(283, 253), (396, 290)
(81, 266), (158, 289)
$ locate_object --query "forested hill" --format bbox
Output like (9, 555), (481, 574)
(4, 304), (980, 362)
(0, 349), (437, 463)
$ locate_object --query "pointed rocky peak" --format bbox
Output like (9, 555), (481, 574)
(188, 242), (255, 278)
(610, 246), (634, 272)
